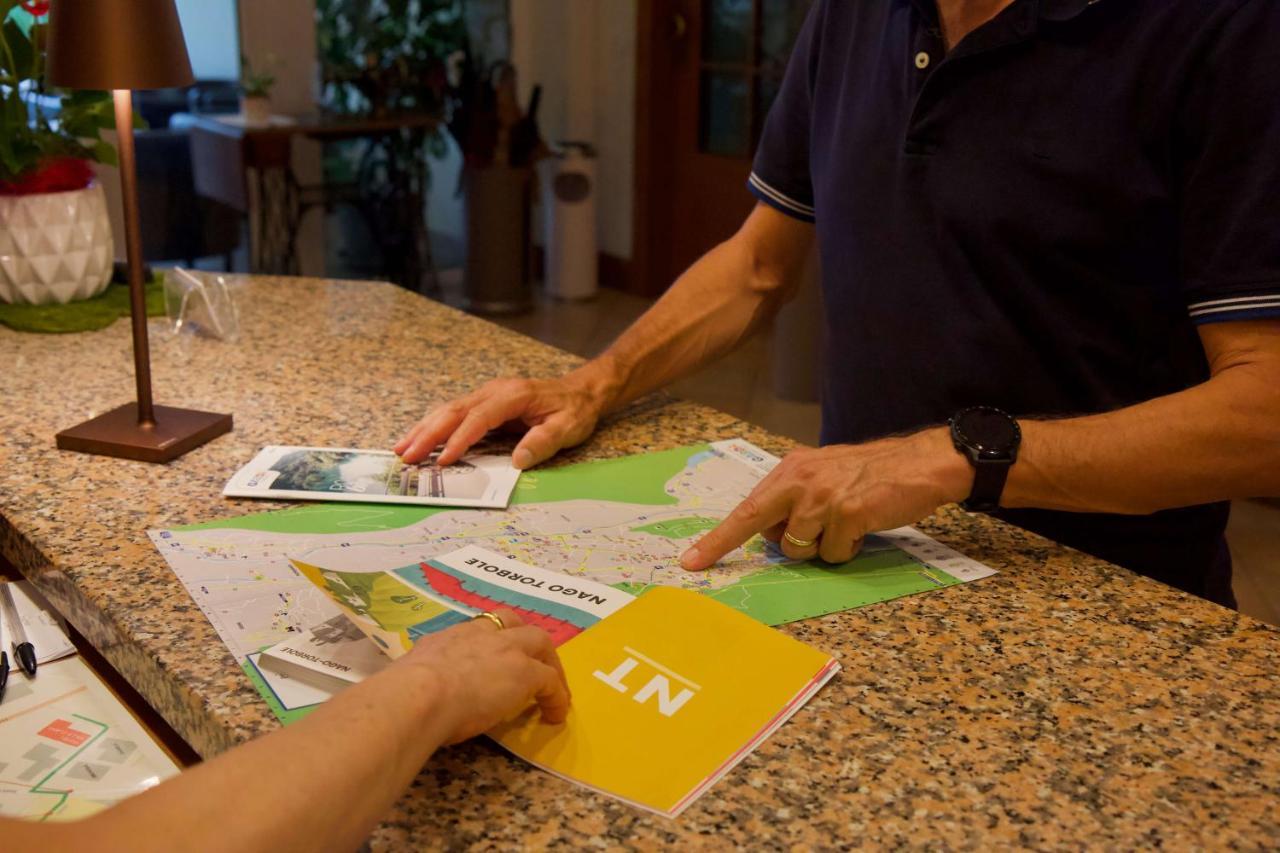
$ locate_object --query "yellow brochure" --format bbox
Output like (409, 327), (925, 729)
(489, 585), (840, 818)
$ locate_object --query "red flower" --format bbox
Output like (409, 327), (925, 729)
(0, 158), (95, 196)
(20, 1), (51, 16)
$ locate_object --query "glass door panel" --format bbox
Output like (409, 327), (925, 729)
(761, 0), (812, 71)
(697, 0), (814, 157)
(703, 0), (755, 63)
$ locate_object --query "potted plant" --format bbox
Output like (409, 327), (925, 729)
(0, 1), (120, 305)
(315, 0), (469, 120)
(240, 53), (277, 125)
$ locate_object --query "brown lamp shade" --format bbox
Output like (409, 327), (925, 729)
(47, 0), (194, 91)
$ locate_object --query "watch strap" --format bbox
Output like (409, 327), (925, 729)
(961, 457), (1011, 513)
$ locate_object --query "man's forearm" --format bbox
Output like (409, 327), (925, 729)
(395, 204), (814, 468)
(571, 204), (814, 414)
(1000, 359), (1280, 515)
(683, 323), (1280, 572)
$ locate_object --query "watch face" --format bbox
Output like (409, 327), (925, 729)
(954, 407), (1021, 455)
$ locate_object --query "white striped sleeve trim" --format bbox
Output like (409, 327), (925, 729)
(748, 172), (816, 219)
(1188, 293), (1280, 319)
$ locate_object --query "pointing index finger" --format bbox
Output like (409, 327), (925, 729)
(680, 487), (790, 572)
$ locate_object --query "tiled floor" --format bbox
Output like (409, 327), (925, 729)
(457, 282), (1280, 626)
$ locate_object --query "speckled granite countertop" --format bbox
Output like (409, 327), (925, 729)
(2, 277), (1277, 849)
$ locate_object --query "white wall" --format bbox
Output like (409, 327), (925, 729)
(511, 0), (636, 259)
(593, 4), (637, 260)
(237, 0), (319, 115)
(238, 0), (325, 275)
(175, 0), (241, 81)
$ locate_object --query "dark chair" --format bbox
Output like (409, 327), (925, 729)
(134, 129), (243, 268)
(134, 82), (240, 130)
(185, 81), (241, 116)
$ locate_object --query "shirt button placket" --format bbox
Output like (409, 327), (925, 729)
(905, 27), (946, 157)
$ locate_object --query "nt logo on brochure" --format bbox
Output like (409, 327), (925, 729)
(592, 647), (700, 718)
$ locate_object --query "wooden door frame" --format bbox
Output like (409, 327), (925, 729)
(630, 0), (775, 298)
(630, 0), (683, 298)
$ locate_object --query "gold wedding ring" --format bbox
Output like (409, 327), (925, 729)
(473, 611), (507, 630)
(783, 531), (818, 549)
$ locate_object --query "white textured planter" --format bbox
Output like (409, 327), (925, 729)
(0, 182), (114, 305)
(241, 95), (272, 125)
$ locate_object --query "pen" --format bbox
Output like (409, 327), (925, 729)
(0, 598), (6, 702)
(0, 584), (36, 677)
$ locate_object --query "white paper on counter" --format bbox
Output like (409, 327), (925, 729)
(1, 580), (76, 665)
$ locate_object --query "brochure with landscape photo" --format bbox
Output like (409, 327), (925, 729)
(223, 446), (521, 508)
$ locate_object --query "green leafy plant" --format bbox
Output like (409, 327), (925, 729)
(240, 52), (278, 99)
(315, 0), (470, 125)
(0, 1), (120, 190)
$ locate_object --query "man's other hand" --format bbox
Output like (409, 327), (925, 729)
(680, 430), (973, 570)
(394, 374), (608, 470)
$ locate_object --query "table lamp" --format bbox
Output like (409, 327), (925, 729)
(48, 0), (233, 463)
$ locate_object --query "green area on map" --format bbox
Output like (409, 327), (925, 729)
(513, 444), (694, 507)
(630, 516), (721, 539)
(184, 503), (447, 534)
(705, 549), (953, 626)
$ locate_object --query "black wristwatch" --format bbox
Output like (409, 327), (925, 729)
(949, 406), (1022, 512)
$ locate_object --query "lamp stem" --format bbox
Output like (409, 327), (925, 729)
(112, 89), (155, 427)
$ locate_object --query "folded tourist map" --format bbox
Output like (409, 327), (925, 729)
(152, 438), (996, 723)
(223, 446), (521, 509)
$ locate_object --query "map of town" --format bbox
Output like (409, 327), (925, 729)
(150, 440), (996, 720)
(0, 657), (179, 821)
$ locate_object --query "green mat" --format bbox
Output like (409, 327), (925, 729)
(0, 275), (166, 334)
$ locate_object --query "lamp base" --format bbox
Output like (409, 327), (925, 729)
(56, 403), (233, 464)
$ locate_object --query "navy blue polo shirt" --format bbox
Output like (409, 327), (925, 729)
(750, 0), (1280, 605)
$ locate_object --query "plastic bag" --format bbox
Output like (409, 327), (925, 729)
(164, 268), (240, 342)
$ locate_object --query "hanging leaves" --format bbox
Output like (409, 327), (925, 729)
(315, 0), (470, 120)
(0, 3), (118, 186)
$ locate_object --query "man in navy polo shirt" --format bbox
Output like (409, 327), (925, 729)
(400, 0), (1280, 607)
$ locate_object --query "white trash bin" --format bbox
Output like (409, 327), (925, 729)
(538, 142), (598, 301)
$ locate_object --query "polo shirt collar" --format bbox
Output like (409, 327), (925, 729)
(905, 0), (1041, 53)
(905, 0), (1102, 26)
(1039, 0), (1102, 22)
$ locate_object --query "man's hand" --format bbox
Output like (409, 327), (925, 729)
(680, 429), (973, 571)
(402, 609), (571, 744)
(394, 372), (611, 470)
(395, 206), (814, 472)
